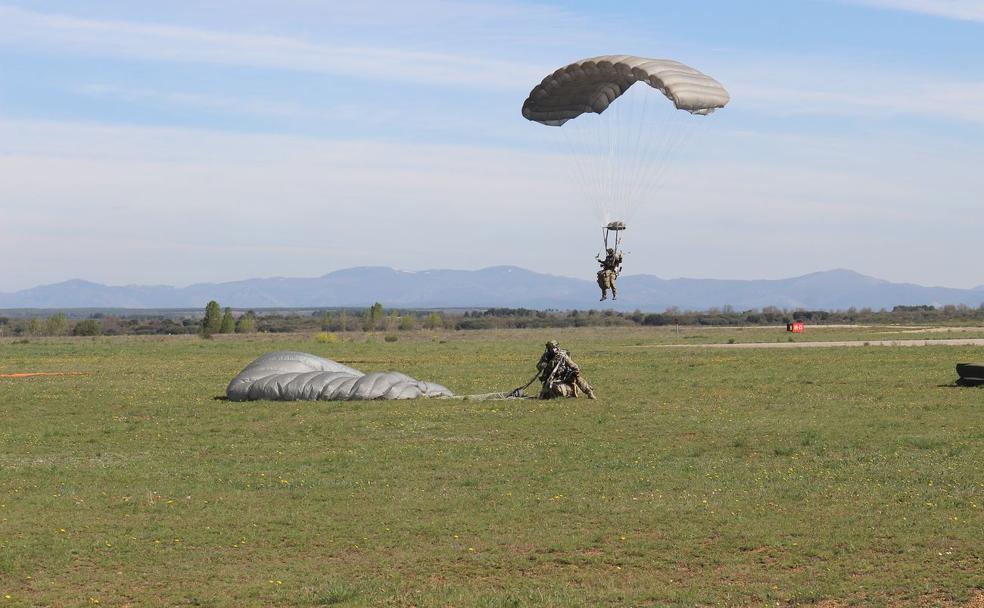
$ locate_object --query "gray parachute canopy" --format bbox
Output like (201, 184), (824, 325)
(226, 351), (453, 401)
(522, 55), (730, 126)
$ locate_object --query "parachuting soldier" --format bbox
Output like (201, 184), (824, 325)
(536, 340), (596, 399)
(597, 247), (622, 301)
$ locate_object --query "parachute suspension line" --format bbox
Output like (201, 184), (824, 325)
(612, 117), (628, 223)
(542, 81), (717, 230)
(624, 106), (693, 222)
(581, 110), (615, 224)
(608, 103), (620, 223)
(570, 115), (609, 224)
(605, 87), (640, 223)
(592, 85), (696, 225)
(606, 105), (615, 221)
(635, 102), (680, 216)
(556, 123), (592, 213)
(597, 102), (613, 224)
(620, 83), (650, 222)
(555, 117), (609, 226)
(623, 107), (675, 219)
(597, 120), (613, 223)
(557, 87), (683, 226)
(621, 86), (659, 222)
(557, 120), (586, 216)
(615, 84), (638, 221)
(630, 110), (697, 216)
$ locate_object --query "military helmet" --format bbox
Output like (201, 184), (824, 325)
(607, 248), (614, 254)
(546, 340), (559, 349)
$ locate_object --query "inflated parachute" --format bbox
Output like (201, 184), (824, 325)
(226, 351), (453, 401)
(522, 55), (729, 234)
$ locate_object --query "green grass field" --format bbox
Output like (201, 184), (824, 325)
(1, 327), (982, 607)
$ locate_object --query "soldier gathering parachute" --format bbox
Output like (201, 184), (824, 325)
(521, 55), (730, 299)
(225, 343), (599, 402)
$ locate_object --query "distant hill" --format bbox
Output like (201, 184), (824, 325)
(1, 267), (982, 311)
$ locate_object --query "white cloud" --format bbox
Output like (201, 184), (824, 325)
(842, 0), (984, 23)
(719, 55), (984, 125)
(74, 83), (401, 125)
(0, 4), (543, 89)
(736, 81), (984, 124)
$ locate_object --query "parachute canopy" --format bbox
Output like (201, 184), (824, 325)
(227, 351), (453, 401)
(522, 55), (730, 126)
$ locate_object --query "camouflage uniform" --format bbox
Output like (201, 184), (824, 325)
(597, 248), (622, 301)
(536, 340), (596, 399)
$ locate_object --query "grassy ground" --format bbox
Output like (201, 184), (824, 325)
(1, 327), (982, 607)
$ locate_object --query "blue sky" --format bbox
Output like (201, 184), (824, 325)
(1, 0), (982, 292)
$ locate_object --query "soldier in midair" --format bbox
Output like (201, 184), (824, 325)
(597, 247), (623, 301)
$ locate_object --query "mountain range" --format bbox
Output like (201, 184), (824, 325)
(1, 267), (982, 312)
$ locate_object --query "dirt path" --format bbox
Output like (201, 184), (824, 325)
(633, 338), (984, 349)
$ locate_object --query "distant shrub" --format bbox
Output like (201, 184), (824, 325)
(45, 313), (69, 336)
(73, 319), (102, 336)
(236, 312), (257, 334)
(315, 331), (339, 344)
(384, 335), (398, 343)
(423, 312), (444, 330)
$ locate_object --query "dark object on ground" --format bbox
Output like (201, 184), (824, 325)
(956, 363), (984, 386)
(226, 351), (453, 401)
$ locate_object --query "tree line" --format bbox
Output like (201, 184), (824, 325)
(2, 301), (983, 338)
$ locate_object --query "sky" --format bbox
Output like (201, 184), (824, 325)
(1, 0), (982, 292)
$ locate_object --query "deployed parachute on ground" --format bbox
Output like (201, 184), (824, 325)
(522, 55), (730, 246)
(226, 351), (453, 401)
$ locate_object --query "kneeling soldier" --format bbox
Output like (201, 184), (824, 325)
(536, 340), (596, 399)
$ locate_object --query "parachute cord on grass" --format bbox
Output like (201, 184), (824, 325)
(439, 392), (527, 401)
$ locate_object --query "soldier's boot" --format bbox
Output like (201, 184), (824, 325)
(576, 377), (597, 400)
(583, 381), (597, 400)
(611, 286), (617, 301)
(600, 288), (608, 301)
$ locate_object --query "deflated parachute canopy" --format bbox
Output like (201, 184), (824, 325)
(227, 351), (453, 401)
(522, 55), (730, 125)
